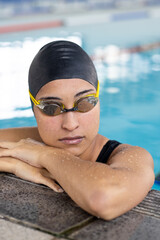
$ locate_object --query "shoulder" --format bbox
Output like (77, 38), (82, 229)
(107, 143), (155, 193)
(108, 143), (154, 171)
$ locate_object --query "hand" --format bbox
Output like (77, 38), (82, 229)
(0, 156), (63, 193)
(0, 138), (50, 168)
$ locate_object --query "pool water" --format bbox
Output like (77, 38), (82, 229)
(97, 48), (160, 190)
(0, 37), (159, 190)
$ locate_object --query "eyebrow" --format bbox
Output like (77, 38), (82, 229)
(75, 89), (94, 97)
(39, 96), (62, 101)
(39, 89), (94, 101)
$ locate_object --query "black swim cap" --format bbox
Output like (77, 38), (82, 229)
(28, 40), (98, 108)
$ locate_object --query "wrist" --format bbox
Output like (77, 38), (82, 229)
(39, 147), (63, 178)
(39, 147), (56, 168)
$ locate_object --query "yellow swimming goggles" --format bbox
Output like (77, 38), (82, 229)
(29, 81), (99, 116)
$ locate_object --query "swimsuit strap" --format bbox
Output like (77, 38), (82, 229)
(96, 140), (121, 164)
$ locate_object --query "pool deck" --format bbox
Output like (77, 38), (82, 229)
(0, 173), (160, 240)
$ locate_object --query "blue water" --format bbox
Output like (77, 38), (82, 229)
(0, 36), (159, 190)
(98, 49), (160, 190)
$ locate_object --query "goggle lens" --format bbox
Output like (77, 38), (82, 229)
(38, 96), (98, 116)
(42, 104), (62, 116)
(76, 96), (98, 113)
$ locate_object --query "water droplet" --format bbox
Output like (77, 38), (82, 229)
(128, 158), (132, 163)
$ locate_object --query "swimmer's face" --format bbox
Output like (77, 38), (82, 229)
(34, 79), (100, 158)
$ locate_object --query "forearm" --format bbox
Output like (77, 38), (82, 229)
(40, 149), (135, 218)
(41, 150), (108, 216)
(40, 147), (155, 219)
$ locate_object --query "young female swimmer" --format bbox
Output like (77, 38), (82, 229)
(0, 41), (154, 220)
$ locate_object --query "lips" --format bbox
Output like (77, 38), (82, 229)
(59, 136), (84, 145)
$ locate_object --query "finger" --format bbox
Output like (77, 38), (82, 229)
(0, 156), (18, 174)
(39, 176), (64, 193)
(14, 162), (63, 192)
(0, 141), (17, 149)
(0, 143), (42, 168)
(0, 148), (38, 167)
(40, 169), (55, 179)
(21, 138), (45, 146)
(0, 149), (13, 157)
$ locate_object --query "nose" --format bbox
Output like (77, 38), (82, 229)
(61, 112), (79, 131)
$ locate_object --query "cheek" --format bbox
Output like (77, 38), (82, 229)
(34, 110), (60, 142)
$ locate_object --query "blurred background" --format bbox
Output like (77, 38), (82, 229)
(0, 0), (160, 189)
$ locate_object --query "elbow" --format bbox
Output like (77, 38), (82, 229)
(88, 189), (117, 220)
(87, 169), (155, 221)
(144, 167), (155, 191)
(149, 168), (155, 188)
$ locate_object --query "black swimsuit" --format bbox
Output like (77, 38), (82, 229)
(96, 140), (121, 164)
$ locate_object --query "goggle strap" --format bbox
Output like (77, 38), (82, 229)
(95, 81), (99, 98)
(84, 81), (99, 98)
(29, 90), (39, 105)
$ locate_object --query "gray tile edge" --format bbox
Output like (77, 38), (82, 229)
(131, 208), (160, 219)
(0, 214), (96, 239)
(0, 214), (59, 237)
(59, 216), (96, 238)
(132, 189), (160, 219)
